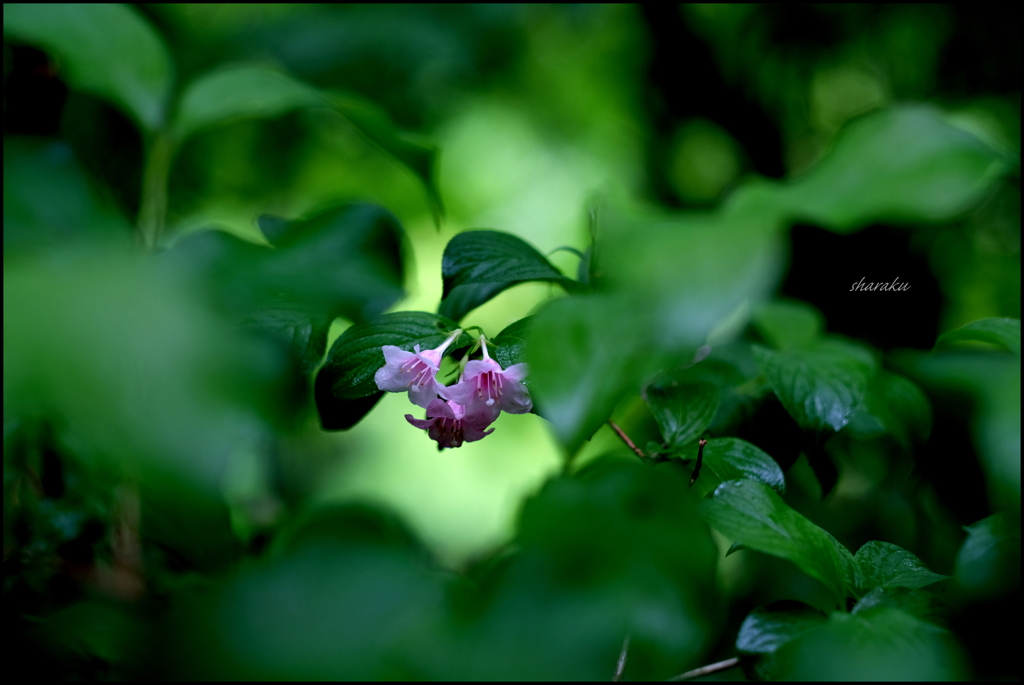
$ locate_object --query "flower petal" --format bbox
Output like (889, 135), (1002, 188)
(405, 414), (436, 430)
(408, 381), (442, 409)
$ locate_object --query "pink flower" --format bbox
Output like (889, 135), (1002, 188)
(405, 399), (498, 449)
(441, 337), (531, 414)
(375, 329), (461, 408)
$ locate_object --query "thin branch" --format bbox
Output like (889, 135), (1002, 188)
(666, 657), (741, 682)
(688, 439), (708, 487)
(609, 420), (646, 459)
(612, 634), (630, 681)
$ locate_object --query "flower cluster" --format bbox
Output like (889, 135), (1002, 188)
(374, 330), (531, 448)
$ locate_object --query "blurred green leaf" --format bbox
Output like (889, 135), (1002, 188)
(676, 437), (785, 499)
(736, 600), (827, 681)
(172, 65), (322, 141)
(439, 230), (579, 322)
(771, 608), (966, 681)
(781, 105), (1012, 232)
(526, 295), (661, 454)
(445, 457), (718, 681)
(171, 523), (445, 680)
(852, 587), (949, 628)
(601, 197), (784, 351)
(169, 204), (405, 383)
(490, 316), (532, 371)
(752, 300), (825, 351)
(845, 371), (932, 447)
(3, 3), (171, 131)
(645, 380), (719, 451)
(753, 338), (877, 433)
(4, 247), (280, 565)
(935, 317), (1020, 356)
(699, 480), (854, 603)
(853, 541), (947, 594)
(171, 65), (443, 220)
(314, 311), (467, 430)
(955, 513), (1020, 599)
(4, 137), (131, 251)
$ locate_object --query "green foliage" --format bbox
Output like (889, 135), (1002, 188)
(853, 541), (948, 594)
(4, 4), (1018, 681)
(935, 316), (1021, 355)
(752, 300), (825, 351)
(314, 312), (468, 430)
(779, 105), (1012, 232)
(645, 380), (719, 452)
(699, 480), (855, 604)
(955, 514), (1021, 599)
(676, 438), (785, 499)
(753, 338), (877, 433)
(4, 4), (172, 130)
(4, 137), (131, 250)
(490, 316), (532, 370)
(438, 230), (580, 321)
(526, 295), (661, 454)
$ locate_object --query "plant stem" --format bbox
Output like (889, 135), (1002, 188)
(666, 657), (741, 681)
(137, 131), (173, 250)
(609, 420), (646, 459)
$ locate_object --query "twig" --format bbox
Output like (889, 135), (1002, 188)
(612, 634), (630, 681)
(689, 439), (707, 487)
(609, 420), (645, 459)
(666, 657), (740, 681)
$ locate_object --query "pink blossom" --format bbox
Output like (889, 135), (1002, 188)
(405, 399), (498, 449)
(374, 329), (461, 408)
(441, 337), (531, 414)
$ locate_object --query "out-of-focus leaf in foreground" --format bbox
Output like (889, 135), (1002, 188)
(779, 105), (1012, 232)
(4, 248), (284, 565)
(526, 295), (662, 454)
(171, 65), (443, 220)
(3, 4), (172, 131)
(935, 317), (1021, 356)
(4, 137), (131, 251)
(955, 514), (1020, 600)
(771, 608), (966, 681)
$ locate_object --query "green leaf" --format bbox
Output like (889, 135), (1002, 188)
(852, 587), (949, 628)
(752, 338), (877, 433)
(172, 65), (322, 141)
(439, 231), (578, 321)
(490, 316), (532, 371)
(854, 541), (948, 594)
(752, 300), (825, 351)
(644, 380), (719, 451)
(845, 371), (932, 447)
(600, 199), (784, 351)
(781, 105), (1012, 232)
(699, 480), (854, 603)
(175, 203), (405, 325)
(240, 310), (332, 377)
(4, 137), (131, 250)
(4, 4), (171, 131)
(736, 601), (827, 680)
(771, 609), (966, 681)
(314, 311), (468, 430)
(171, 65), (443, 220)
(676, 437), (785, 499)
(955, 513), (1021, 599)
(935, 317), (1021, 356)
(526, 295), (660, 454)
